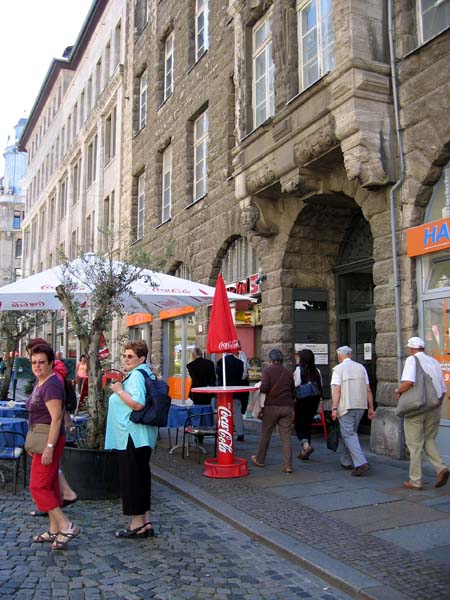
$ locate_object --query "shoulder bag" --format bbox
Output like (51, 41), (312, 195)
(295, 366), (321, 400)
(395, 356), (441, 418)
(25, 423), (51, 454)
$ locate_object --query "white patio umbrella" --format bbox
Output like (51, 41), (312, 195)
(0, 254), (249, 312)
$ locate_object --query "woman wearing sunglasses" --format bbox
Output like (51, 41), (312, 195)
(105, 340), (158, 538)
(27, 343), (79, 551)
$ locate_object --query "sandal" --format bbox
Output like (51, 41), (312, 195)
(33, 531), (57, 543)
(136, 522), (155, 538)
(30, 510), (48, 518)
(251, 455), (264, 468)
(51, 523), (79, 551)
(62, 497), (78, 508)
(115, 526), (142, 538)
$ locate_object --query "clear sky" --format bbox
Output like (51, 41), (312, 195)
(0, 0), (93, 168)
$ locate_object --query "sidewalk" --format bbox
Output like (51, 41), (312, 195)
(152, 418), (450, 600)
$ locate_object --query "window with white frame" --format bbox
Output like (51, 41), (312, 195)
(87, 135), (98, 187)
(193, 110), (208, 201)
(73, 159), (81, 205)
(222, 237), (256, 283)
(137, 172), (145, 240)
(59, 177), (68, 221)
(253, 10), (274, 129)
(195, 0), (209, 61)
(164, 32), (174, 100)
(418, 0), (450, 44)
(105, 106), (117, 164)
(162, 145), (172, 222)
(139, 70), (147, 129)
(297, 0), (334, 91)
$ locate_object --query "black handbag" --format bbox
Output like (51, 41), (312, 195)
(324, 412), (340, 452)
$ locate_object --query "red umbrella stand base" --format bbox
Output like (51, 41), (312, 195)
(203, 457), (249, 478)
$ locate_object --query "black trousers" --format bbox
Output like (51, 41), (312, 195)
(117, 435), (151, 516)
(294, 396), (320, 444)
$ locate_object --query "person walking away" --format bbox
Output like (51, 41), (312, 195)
(294, 349), (322, 460)
(216, 352), (245, 440)
(251, 349), (295, 473)
(186, 347), (216, 405)
(26, 338), (78, 517)
(396, 336), (449, 490)
(27, 344), (79, 550)
(331, 346), (375, 476)
(76, 354), (88, 395)
(106, 340), (158, 538)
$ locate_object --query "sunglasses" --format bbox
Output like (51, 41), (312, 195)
(122, 353), (138, 359)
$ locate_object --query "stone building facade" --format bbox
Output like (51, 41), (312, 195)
(123, 0), (450, 459)
(19, 0), (127, 357)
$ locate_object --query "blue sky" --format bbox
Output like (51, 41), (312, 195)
(0, 0), (93, 169)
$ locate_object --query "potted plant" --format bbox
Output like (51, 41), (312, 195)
(55, 239), (158, 498)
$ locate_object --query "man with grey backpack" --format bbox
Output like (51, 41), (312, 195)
(395, 336), (449, 490)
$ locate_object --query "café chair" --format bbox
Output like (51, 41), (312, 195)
(0, 428), (27, 494)
(182, 410), (217, 463)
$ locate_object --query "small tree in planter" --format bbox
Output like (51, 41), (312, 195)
(55, 242), (156, 449)
(0, 311), (49, 400)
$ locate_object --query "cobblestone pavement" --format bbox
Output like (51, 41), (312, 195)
(150, 434), (450, 600)
(0, 476), (350, 600)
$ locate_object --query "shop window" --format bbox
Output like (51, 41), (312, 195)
(425, 163), (450, 223)
(297, 0), (334, 91)
(418, 0), (450, 44)
(252, 9), (274, 129)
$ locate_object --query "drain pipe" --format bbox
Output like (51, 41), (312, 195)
(388, 0), (406, 458)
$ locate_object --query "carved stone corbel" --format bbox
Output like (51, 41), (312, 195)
(246, 161), (277, 194)
(280, 168), (320, 197)
(241, 199), (277, 237)
(341, 132), (389, 189)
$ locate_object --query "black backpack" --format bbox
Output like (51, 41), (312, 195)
(129, 368), (171, 427)
(64, 378), (78, 413)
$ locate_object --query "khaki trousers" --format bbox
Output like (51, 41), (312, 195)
(403, 407), (446, 486)
(255, 405), (293, 469)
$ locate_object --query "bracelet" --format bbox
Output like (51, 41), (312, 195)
(332, 408), (337, 411)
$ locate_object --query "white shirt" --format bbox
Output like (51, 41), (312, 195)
(401, 352), (446, 398)
(238, 350), (249, 380)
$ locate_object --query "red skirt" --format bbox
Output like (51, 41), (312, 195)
(29, 434), (65, 511)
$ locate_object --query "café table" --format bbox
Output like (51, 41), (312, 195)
(0, 403), (28, 418)
(0, 417), (28, 446)
(165, 403), (214, 454)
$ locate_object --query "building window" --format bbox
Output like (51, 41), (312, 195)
(87, 135), (98, 187)
(297, 0), (334, 91)
(96, 58), (102, 98)
(105, 106), (117, 165)
(139, 70), (147, 130)
(418, 0), (450, 44)
(59, 177), (68, 221)
(39, 207), (46, 242)
(103, 190), (115, 243)
(162, 145), (172, 222)
(164, 32), (174, 101)
(137, 172), (145, 240)
(114, 20), (121, 68)
(13, 210), (21, 229)
(73, 159), (81, 205)
(195, 0), (209, 61)
(222, 237), (256, 283)
(15, 238), (22, 259)
(253, 9), (274, 128)
(193, 110), (208, 202)
(135, 0), (149, 33)
(49, 194), (56, 231)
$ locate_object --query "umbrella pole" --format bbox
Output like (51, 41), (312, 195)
(222, 353), (226, 387)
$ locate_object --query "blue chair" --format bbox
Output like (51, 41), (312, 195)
(0, 428), (27, 494)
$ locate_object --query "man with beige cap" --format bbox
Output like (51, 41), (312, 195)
(396, 336), (449, 490)
(331, 346), (375, 476)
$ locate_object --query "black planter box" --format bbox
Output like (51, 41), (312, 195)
(62, 446), (120, 500)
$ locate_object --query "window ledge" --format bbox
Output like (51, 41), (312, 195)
(185, 194), (207, 209)
(157, 93), (173, 112)
(187, 49), (208, 74)
(403, 25), (450, 59)
(154, 217), (171, 229)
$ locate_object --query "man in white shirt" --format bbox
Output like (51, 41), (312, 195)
(396, 336), (449, 490)
(331, 346), (375, 476)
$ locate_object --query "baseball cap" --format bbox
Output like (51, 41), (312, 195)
(406, 336), (425, 349)
(336, 345), (353, 355)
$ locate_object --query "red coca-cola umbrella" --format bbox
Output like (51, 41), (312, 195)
(206, 273), (239, 386)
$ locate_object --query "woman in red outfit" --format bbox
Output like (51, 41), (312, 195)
(27, 344), (79, 550)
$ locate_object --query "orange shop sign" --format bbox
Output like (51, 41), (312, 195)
(407, 217), (450, 258)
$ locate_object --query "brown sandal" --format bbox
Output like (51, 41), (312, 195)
(33, 531), (57, 543)
(251, 455), (264, 467)
(51, 523), (79, 551)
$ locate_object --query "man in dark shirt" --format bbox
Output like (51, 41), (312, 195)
(216, 352), (245, 440)
(187, 347), (216, 405)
